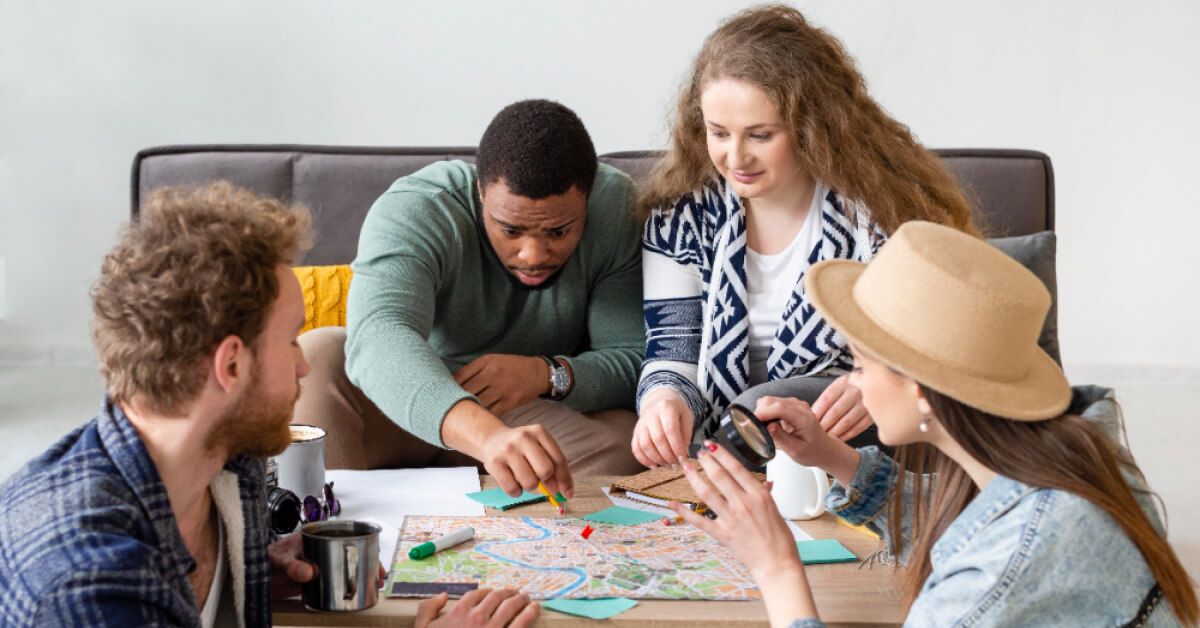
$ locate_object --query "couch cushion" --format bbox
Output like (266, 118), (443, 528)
(989, 231), (1060, 365)
(293, 265), (353, 333)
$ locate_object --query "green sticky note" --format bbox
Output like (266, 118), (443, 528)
(542, 597), (637, 619)
(582, 506), (665, 526)
(797, 539), (858, 564)
(465, 488), (545, 510)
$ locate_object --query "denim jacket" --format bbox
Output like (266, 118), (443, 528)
(790, 386), (1180, 627)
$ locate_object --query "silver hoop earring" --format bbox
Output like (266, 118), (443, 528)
(918, 415), (932, 433)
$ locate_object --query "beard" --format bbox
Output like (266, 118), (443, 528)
(204, 364), (299, 459)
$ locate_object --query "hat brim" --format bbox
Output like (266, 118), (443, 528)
(806, 260), (1070, 421)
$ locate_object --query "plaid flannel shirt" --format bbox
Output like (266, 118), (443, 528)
(0, 398), (273, 627)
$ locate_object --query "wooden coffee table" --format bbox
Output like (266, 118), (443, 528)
(274, 475), (904, 626)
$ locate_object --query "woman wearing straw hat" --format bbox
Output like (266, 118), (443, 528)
(634, 5), (979, 469)
(670, 222), (1197, 626)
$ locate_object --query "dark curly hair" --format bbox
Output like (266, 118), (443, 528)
(476, 99), (597, 199)
(91, 181), (312, 415)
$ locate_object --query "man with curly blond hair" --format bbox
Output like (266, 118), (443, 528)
(0, 182), (317, 626)
(0, 182), (540, 628)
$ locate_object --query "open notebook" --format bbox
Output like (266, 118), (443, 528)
(608, 466), (767, 511)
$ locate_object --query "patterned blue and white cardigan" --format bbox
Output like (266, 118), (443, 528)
(638, 176), (887, 425)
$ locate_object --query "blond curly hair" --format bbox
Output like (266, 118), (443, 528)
(92, 181), (312, 415)
(641, 4), (979, 236)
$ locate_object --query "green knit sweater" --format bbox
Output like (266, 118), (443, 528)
(345, 160), (644, 447)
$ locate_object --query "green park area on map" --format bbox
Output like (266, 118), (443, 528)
(387, 515), (762, 601)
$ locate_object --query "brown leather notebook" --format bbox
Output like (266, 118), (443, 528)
(609, 466), (766, 509)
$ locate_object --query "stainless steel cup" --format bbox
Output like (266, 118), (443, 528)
(276, 424), (327, 502)
(301, 520), (382, 612)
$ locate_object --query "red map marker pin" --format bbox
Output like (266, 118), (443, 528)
(580, 524), (595, 540)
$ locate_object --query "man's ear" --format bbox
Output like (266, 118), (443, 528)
(211, 335), (250, 394)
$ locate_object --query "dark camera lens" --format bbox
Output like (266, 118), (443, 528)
(267, 487), (301, 535)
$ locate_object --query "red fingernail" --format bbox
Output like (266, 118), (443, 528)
(706, 441), (718, 452)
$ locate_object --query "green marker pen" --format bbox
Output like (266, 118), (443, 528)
(408, 526), (475, 560)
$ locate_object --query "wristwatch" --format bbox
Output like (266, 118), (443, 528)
(540, 355), (572, 401)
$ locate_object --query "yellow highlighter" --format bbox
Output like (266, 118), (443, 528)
(537, 481), (566, 516)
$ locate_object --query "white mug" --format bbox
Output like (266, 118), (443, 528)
(275, 424), (327, 501)
(766, 455), (830, 520)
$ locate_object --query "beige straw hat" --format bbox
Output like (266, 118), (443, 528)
(804, 221), (1070, 421)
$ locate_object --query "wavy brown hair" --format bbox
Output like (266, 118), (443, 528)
(92, 181), (312, 415)
(642, 4), (979, 236)
(889, 386), (1196, 624)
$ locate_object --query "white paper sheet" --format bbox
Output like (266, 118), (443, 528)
(601, 486), (816, 541)
(787, 520), (815, 542)
(326, 467), (483, 568)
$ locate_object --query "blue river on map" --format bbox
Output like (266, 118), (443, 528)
(471, 516), (589, 598)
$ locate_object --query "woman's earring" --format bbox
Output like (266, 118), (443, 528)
(918, 415), (932, 433)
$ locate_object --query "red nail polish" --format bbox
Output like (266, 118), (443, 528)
(706, 442), (718, 452)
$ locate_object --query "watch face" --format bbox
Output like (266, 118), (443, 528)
(551, 367), (570, 396)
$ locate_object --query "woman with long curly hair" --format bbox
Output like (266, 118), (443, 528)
(634, 4), (981, 468)
(672, 222), (1197, 626)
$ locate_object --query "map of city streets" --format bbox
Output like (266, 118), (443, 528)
(387, 515), (761, 600)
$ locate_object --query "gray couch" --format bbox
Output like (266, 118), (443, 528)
(131, 146), (1054, 265)
(131, 145), (1061, 362)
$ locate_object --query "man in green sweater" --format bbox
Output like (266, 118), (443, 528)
(294, 100), (645, 498)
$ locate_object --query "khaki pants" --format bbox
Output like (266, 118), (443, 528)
(292, 327), (645, 475)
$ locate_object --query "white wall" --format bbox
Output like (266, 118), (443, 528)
(2, 0), (1198, 373)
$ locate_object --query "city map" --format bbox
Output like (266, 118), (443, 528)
(387, 515), (761, 600)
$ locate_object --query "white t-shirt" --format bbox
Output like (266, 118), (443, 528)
(199, 519), (232, 628)
(745, 184), (826, 386)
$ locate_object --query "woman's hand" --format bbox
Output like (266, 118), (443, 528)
(755, 396), (838, 466)
(670, 443), (818, 624)
(670, 444), (800, 581)
(756, 396), (862, 487)
(632, 387), (695, 468)
(811, 375), (873, 440)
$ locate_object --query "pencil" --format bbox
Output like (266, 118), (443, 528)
(537, 481), (565, 515)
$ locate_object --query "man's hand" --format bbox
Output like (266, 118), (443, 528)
(480, 423), (574, 499)
(632, 387), (695, 468)
(268, 533), (316, 600)
(268, 533), (386, 600)
(454, 354), (550, 418)
(441, 401), (575, 500)
(811, 374), (873, 441)
(414, 589), (539, 627)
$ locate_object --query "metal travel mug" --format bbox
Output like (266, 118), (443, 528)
(275, 424), (327, 502)
(301, 520), (382, 612)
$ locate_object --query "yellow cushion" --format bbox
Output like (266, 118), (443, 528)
(292, 265), (353, 332)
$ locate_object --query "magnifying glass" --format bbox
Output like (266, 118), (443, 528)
(703, 403), (776, 468)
